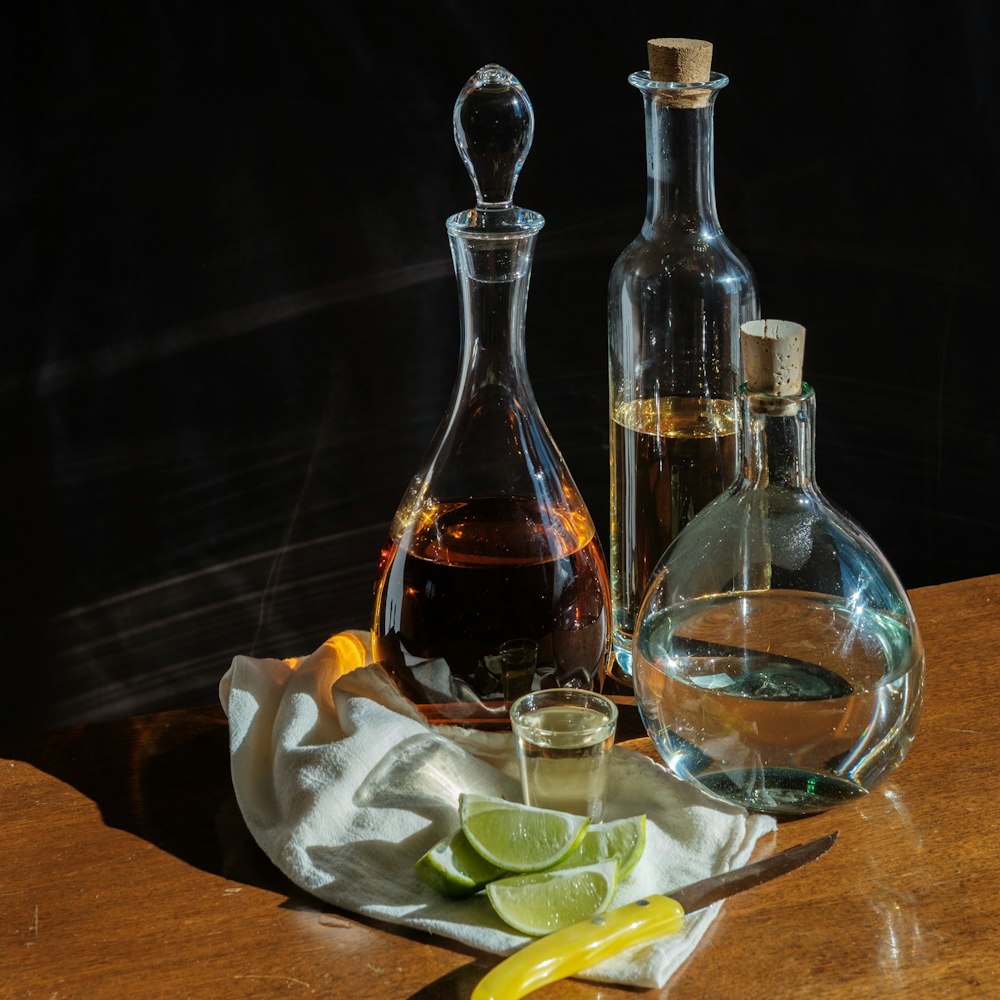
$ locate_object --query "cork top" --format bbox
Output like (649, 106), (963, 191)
(644, 38), (715, 109)
(741, 319), (807, 397)
(648, 38), (713, 83)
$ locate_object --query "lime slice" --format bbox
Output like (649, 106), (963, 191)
(486, 860), (619, 935)
(415, 829), (508, 897)
(553, 814), (646, 878)
(459, 794), (590, 873)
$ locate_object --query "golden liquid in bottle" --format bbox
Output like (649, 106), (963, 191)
(610, 396), (737, 658)
(373, 496), (610, 715)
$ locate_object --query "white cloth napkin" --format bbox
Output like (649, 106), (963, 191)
(219, 632), (776, 989)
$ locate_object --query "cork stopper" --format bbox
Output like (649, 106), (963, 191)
(741, 319), (806, 396)
(648, 38), (713, 82)
(648, 38), (713, 108)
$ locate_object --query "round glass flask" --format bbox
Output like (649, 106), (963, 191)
(372, 66), (610, 723)
(633, 320), (924, 815)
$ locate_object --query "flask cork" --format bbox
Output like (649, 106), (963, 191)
(741, 319), (806, 397)
(647, 37), (713, 108)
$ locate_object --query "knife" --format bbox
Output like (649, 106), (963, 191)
(471, 830), (838, 1000)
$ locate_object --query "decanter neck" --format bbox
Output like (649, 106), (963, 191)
(448, 226), (538, 393)
(740, 386), (817, 490)
(639, 89), (722, 235)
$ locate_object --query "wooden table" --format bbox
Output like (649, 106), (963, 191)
(2, 575), (997, 999)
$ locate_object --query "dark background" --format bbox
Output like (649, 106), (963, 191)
(3, 2), (998, 734)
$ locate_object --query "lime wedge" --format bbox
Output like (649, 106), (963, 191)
(553, 814), (646, 878)
(459, 794), (590, 873)
(415, 829), (508, 897)
(486, 860), (619, 935)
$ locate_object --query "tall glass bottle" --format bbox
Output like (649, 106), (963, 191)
(373, 65), (610, 723)
(633, 321), (924, 815)
(609, 39), (759, 680)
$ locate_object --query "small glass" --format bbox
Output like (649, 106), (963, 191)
(509, 689), (618, 821)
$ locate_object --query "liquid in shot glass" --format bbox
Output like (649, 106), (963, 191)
(509, 689), (618, 821)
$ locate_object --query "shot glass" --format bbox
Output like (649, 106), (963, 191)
(509, 688), (618, 821)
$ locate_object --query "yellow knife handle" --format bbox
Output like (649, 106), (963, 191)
(471, 895), (685, 1000)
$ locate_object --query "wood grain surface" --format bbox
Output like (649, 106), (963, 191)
(1, 575), (997, 999)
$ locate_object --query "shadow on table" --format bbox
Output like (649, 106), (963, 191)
(2, 693), (648, 895)
(1, 705), (305, 898)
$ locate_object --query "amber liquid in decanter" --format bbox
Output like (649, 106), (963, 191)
(374, 495), (608, 708)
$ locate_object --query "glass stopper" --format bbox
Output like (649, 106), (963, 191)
(453, 64), (534, 208)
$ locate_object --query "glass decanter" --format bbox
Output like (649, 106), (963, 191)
(633, 320), (924, 815)
(372, 65), (610, 723)
(609, 39), (759, 681)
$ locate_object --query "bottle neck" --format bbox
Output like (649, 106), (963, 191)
(739, 386), (817, 490)
(449, 229), (537, 395)
(642, 93), (721, 235)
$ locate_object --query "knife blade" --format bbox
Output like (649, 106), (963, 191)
(471, 830), (838, 1000)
